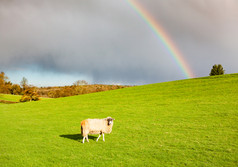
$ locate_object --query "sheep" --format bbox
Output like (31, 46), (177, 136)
(81, 117), (115, 143)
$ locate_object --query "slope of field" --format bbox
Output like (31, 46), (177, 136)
(0, 94), (21, 104)
(0, 74), (237, 166)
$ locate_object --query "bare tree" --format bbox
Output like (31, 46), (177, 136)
(73, 80), (88, 86)
(20, 77), (28, 90)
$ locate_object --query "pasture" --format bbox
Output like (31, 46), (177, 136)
(0, 94), (21, 103)
(0, 74), (237, 166)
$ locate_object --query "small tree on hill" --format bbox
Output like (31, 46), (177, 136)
(20, 77), (28, 90)
(209, 64), (225, 76)
(73, 80), (88, 86)
(20, 88), (40, 102)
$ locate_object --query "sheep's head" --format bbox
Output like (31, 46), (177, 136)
(106, 117), (115, 126)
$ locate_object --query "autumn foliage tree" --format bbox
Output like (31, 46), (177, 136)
(20, 88), (40, 102)
(0, 72), (11, 94)
(10, 84), (22, 95)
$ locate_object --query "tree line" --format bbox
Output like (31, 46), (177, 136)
(0, 72), (22, 95)
(0, 72), (130, 101)
(36, 84), (129, 98)
(0, 72), (40, 102)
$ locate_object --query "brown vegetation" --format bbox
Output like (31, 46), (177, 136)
(0, 100), (18, 104)
(0, 72), (12, 94)
(20, 88), (40, 102)
(0, 71), (131, 99)
(36, 84), (130, 98)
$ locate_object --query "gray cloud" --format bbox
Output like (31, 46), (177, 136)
(142, 0), (238, 75)
(0, 0), (238, 85)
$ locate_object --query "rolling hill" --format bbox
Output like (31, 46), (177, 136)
(0, 74), (237, 166)
(0, 94), (21, 102)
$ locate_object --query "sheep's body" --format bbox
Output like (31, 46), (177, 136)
(81, 117), (114, 143)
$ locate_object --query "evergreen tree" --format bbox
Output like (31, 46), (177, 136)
(209, 64), (225, 76)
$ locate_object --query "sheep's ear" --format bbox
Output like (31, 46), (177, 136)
(112, 118), (115, 120)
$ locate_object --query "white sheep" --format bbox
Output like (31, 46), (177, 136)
(81, 117), (115, 143)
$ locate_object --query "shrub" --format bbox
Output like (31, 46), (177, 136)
(48, 91), (56, 98)
(32, 95), (40, 101)
(10, 84), (22, 95)
(19, 95), (31, 102)
(19, 88), (40, 102)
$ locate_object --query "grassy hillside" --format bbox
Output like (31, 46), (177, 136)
(0, 74), (237, 166)
(0, 94), (21, 103)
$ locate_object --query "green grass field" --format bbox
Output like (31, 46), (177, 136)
(0, 74), (237, 166)
(0, 94), (21, 102)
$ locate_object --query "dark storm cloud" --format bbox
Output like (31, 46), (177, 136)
(0, 0), (238, 85)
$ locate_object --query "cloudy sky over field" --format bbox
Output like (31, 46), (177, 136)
(0, 0), (238, 86)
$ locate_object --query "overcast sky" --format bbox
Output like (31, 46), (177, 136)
(0, 0), (238, 86)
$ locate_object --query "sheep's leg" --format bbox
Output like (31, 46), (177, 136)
(103, 133), (105, 142)
(82, 137), (85, 143)
(86, 136), (89, 142)
(96, 133), (101, 142)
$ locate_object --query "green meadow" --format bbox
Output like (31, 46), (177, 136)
(0, 94), (21, 102)
(0, 74), (237, 166)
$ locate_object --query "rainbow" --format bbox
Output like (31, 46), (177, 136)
(126, 0), (195, 78)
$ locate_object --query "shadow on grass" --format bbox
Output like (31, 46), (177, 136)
(60, 134), (97, 142)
